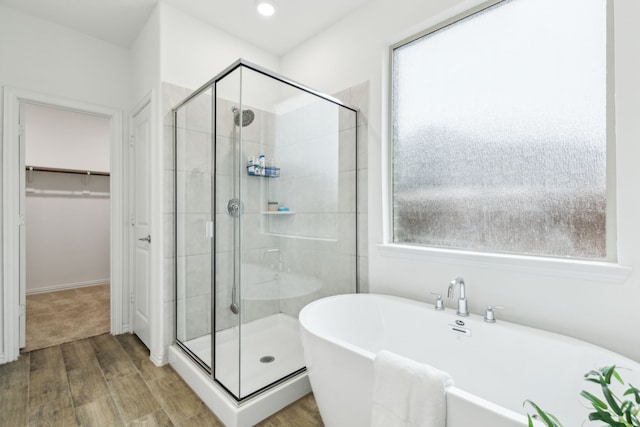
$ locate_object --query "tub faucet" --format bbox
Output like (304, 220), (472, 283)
(447, 277), (469, 317)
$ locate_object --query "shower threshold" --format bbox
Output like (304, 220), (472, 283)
(184, 313), (305, 397)
(169, 345), (311, 427)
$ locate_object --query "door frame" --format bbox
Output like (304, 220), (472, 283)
(2, 87), (125, 363)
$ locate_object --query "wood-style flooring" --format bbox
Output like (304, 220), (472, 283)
(0, 333), (324, 426)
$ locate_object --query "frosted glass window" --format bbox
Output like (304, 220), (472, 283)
(391, 0), (609, 259)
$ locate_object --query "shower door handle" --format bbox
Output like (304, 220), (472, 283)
(138, 235), (151, 243)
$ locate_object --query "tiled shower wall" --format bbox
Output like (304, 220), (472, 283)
(216, 96), (281, 332)
(162, 79), (369, 348)
(276, 84), (368, 317)
(341, 81), (370, 295)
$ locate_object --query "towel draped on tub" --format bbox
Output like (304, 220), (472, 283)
(371, 350), (455, 427)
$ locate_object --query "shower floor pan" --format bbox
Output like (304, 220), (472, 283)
(183, 313), (305, 398)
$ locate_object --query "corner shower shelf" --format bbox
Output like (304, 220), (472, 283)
(261, 211), (296, 215)
(242, 265), (323, 300)
(247, 166), (280, 177)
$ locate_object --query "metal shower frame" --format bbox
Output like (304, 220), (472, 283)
(172, 58), (360, 403)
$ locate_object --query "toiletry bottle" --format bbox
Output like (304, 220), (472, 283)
(266, 153), (275, 176)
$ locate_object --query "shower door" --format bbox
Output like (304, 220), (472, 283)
(213, 66), (243, 397)
(213, 62), (359, 401)
(174, 59), (358, 403)
(174, 86), (214, 371)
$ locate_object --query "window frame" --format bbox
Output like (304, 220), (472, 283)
(386, 0), (618, 264)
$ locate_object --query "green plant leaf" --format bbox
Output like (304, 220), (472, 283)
(581, 390), (608, 410)
(623, 384), (640, 404)
(624, 405), (634, 425)
(620, 400), (640, 427)
(523, 400), (561, 427)
(603, 366), (617, 384)
(612, 368), (624, 385)
(526, 366), (639, 427)
(585, 369), (602, 379)
(546, 412), (564, 426)
(527, 414), (535, 427)
(601, 382), (624, 416)
(588, 410), (626, 427)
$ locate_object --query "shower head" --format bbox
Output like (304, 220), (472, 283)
(231, 106), (255, 127)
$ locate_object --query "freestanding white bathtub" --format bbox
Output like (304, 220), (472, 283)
(299, 293), (640, 427)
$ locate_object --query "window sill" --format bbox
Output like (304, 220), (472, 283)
(376, 244), (631, 284)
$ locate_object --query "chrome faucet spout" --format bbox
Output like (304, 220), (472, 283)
(447, 285), (454, 299)
(448, 277), (468, 317)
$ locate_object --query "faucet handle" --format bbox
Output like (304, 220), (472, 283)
(430, 292), (445, 311)
(484, 305), (504, 323)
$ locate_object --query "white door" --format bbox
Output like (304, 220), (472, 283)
(132, 102), (152, 348)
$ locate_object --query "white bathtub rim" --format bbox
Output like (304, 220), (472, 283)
(300, 293), (639, 366)
(447, 387), (530, 425)
(299, 293), (639, 426)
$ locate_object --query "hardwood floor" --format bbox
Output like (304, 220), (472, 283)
(0, 333), (324, 426)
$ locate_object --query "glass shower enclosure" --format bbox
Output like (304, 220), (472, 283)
(173, 60), (358, 402)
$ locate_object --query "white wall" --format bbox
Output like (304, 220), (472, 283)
(25, 173), (110, 293)
(25, 103), (110, 172)
(131, 4), (161, 106)
(158, 2), (280, 91)
(0, 5), (131, 109)
(281, 0), (640, 362)
(24, 103), (110, 293)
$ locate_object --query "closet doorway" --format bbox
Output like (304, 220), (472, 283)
(2, 87), (125, 363)
(21, 102), (111, 352)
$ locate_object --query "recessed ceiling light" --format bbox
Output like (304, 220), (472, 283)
(256, 1), (276, 17)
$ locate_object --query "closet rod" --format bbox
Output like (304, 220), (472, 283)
(25, 166), (110, 177)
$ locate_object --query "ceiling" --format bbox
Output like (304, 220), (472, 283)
(0, 0), (370, 55)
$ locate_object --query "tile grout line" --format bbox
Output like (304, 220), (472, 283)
(118, 334), (217, 426)
(95, 337), (128, 426)
(62, 342), (88, 427)
(64, 349), (78, 426)
(25, 353), (31, 427)
(112, 335), (166, 426)
(134, 350), (180, 425)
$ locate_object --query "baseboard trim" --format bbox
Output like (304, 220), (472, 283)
(150, 350), (168, 367)
(0, 352), (5, 364)
(26, 279), (110, 295)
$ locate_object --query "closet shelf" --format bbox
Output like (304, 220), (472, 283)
(26, 166), (110, 176)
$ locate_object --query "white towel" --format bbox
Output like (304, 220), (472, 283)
(371, 350), (454, 427)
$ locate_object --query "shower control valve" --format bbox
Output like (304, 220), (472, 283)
(227, 198), (241, 217)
